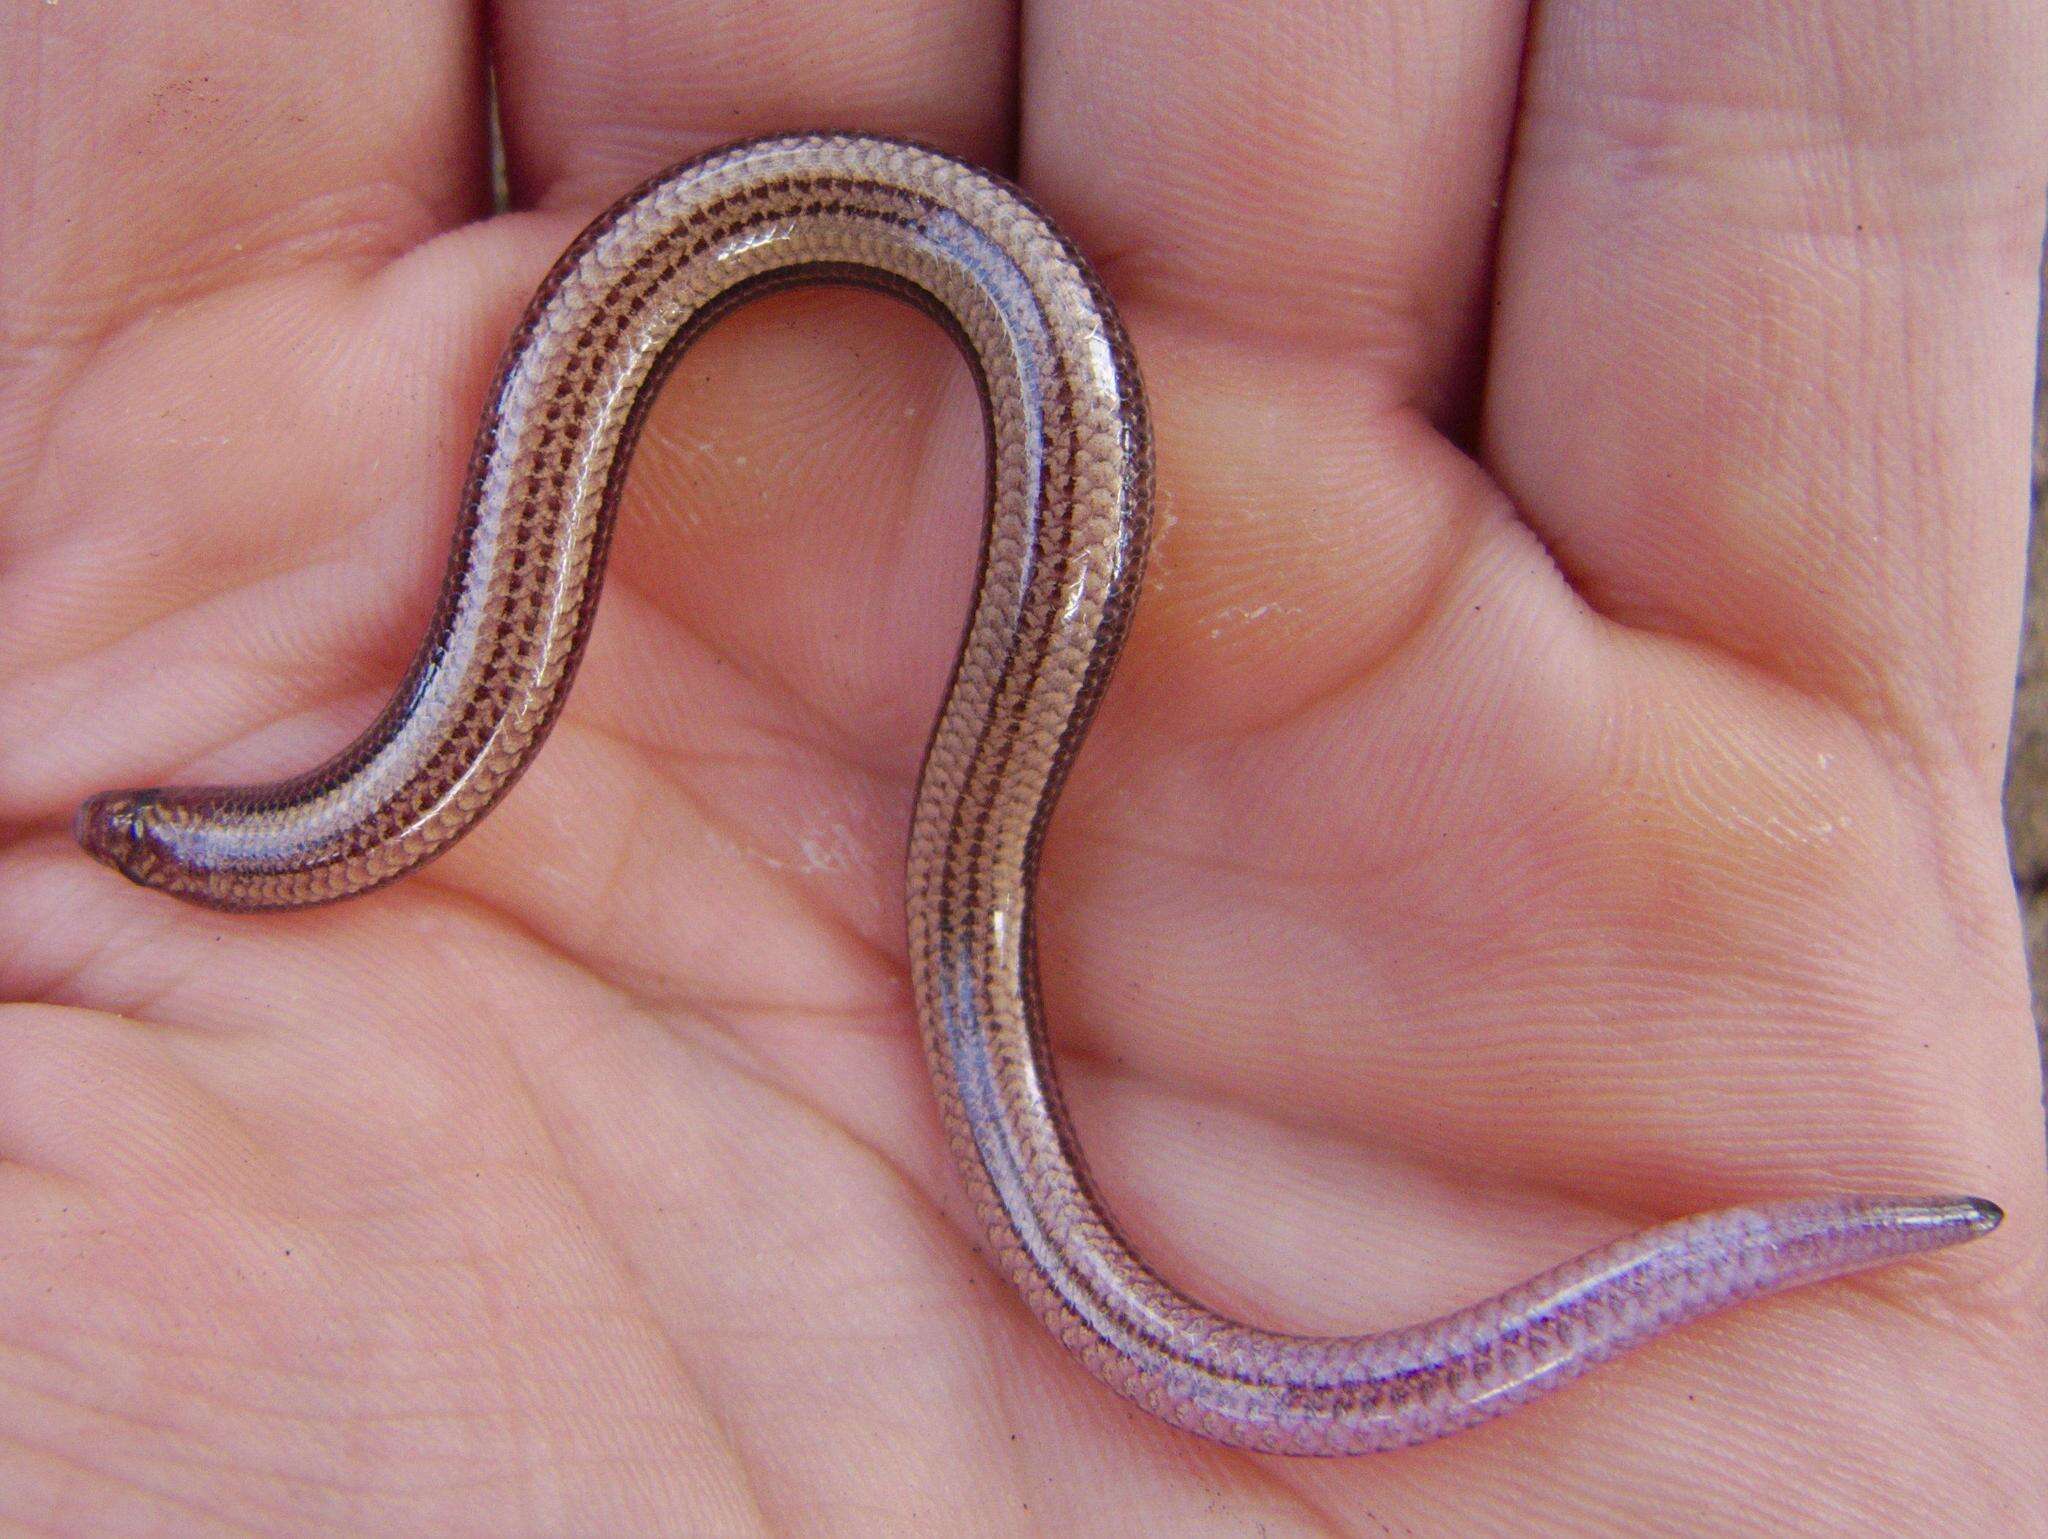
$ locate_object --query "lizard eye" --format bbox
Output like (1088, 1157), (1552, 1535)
(75, 789), (172, 885)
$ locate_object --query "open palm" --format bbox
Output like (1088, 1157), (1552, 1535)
(4, 1), (2044, 1533)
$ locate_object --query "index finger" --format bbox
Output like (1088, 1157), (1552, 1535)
(0, 1), (483, 356)
(490, 0), (1016, 207)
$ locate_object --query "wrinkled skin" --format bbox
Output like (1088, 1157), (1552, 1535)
(2, 2), (2044, 1534)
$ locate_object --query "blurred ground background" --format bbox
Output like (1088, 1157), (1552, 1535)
(2009, 292), (2046, 1054)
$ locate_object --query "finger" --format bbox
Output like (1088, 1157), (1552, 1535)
(1008, 0), (1535, 745)
(1022, 0), (1529, 417)
(489, 0), (1017, 206)
(0, 2), (484, 353)
(1484, 1), (2048, 773)
(0, 2), (488, 832)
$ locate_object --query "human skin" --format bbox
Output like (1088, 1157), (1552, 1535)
(1, 0), (2044, 1533)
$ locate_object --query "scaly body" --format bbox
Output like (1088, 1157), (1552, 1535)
(76, 133), (1998, 1455)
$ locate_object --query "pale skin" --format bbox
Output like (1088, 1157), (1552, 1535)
(1, 2), (2044, 1536)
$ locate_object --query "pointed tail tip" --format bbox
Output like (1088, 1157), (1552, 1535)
(1913, 1194), (2003, 1246)
(1957, 1196), (2004, 1237)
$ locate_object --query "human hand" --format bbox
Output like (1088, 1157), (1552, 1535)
(3, 1), (2043, 1534)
